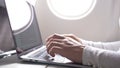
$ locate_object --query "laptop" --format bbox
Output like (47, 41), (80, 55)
(0, 0), (16, 59)
(4, 0), (91, 68)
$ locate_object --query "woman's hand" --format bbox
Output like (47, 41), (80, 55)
(46, 34), (85, 63)
(46, 33), (82, 44)
(63, 34), (82, 43)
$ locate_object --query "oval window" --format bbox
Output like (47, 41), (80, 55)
(47, 0), (97, 20)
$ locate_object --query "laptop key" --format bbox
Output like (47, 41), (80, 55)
(37, 51), (54, 60)
(28, 47), (47, 58)
(32, 50), (46, 58)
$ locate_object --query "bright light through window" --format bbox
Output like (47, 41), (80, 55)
(47, 0), (97, 20)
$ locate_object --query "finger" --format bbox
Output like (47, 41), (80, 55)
(63, 34), (81, 42)
(46, 34), (54, 43)
(66, 37), (82, 46)
(49, 46), (62, 57)
(46, 39), (72, 51)
(46, 38), (54, 47)
(47, 41), (64, 53)
(46, 33), (65, 42)
(62, 39), (73, 45)
(47, 41), (65, 54)
(46, 38), (64, 47)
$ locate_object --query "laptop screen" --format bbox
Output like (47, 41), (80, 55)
(5, 0), (43, 54)
(0, 1), (15, 53)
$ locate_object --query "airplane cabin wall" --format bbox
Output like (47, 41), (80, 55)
(35, 0), (120, 43)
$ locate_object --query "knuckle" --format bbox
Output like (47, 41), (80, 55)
(70, 34), (73, 35)
(63, 38), (67, 41)
(51, 42), (57, 45)
(53, 34), (57, 37)
(52, 46), (57, 50)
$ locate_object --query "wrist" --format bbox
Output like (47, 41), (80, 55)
(76, 45), (85, 63)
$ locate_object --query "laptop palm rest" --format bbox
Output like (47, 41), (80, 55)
(20, 46), (71, 63)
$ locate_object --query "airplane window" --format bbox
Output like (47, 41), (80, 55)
(47, 0), (97, 20)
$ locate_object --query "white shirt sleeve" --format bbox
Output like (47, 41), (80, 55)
(81, 39), (120, 68)
(81, 39), (120, 51)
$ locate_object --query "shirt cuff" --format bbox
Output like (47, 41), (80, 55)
(82, 46), (100, 67)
